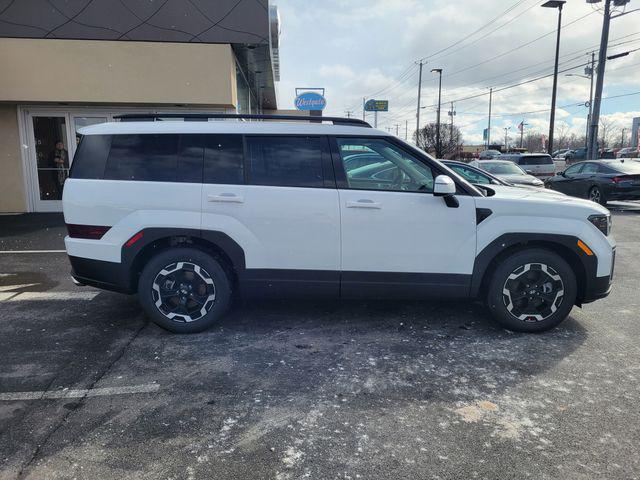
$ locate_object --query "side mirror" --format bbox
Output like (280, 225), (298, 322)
(557, 170), (565, 176)
(433, 175), (459, 208)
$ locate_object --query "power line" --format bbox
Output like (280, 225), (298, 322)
(418, 0), (532, 62)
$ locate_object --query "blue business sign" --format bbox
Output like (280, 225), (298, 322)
(295, 91), (326, 111)
(364, 99), (389, 112)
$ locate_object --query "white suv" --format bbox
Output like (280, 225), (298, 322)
(63, 114), (615, 333)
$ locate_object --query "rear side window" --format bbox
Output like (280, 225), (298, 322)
(246, 136), (324, 187)
(104, 134), (203, 183)
(203, 135), (244, 184)
(69, 135), (111, 179)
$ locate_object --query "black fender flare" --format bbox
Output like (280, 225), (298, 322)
(121, 228), (246, 286)
(470, 233), (598, 301)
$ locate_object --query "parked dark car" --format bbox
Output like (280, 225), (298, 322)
(565, 147), (587, 164)
(545, 160), (640, 205)
(478, 149), (502, 160)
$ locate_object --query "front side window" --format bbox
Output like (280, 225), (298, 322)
(564, 163), (583, 176)
(104, 134), (202, 183)
(581, 163), (599, 175)
(337, 138), (434, 193)
(246, 136), (324, 187)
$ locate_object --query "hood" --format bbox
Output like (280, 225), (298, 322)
(497, 174), (544, 186)
(478, 184), (610, 218)
(488, 184), (566, 197)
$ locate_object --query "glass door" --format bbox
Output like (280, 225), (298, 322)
(28, 114), (73, 212)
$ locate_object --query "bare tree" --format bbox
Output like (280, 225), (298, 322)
(598, 117), (618, 149)
(555, 122), (570, 149)
(414, 122), (463, 159)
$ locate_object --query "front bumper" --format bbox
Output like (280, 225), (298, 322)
(581, 248), (615, 304)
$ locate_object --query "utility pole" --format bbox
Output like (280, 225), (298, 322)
(405, 120), (408, 141)
(504, 127), (511, 151)
(395, 124), (399, 136)
(588, 0), (612, 160)
(448, 101), (456, 157)
(487, 87), (493, 149)
(362, 97), (366, 121)
(345, 110), (354, 118)
(541, 0), (566, 155)
(432, 68), (443, 157)
(621, 128), (626, 148)
(416, 60), (424, 145)
(374, 110), (378, 128)
(586, 51), (595, 149)
(519, 121), (528, 148)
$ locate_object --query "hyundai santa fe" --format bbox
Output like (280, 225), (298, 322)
(63, 114), (615, 334)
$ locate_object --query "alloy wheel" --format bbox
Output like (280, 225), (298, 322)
(151, 261), (216, 322)
(589, 187), (601, 204)
(502, 263), (565, 322)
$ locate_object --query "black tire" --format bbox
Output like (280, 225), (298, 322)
(138, 247), (232, 333)
(588, 185), (606, 205)
(486, 248), (577, 333)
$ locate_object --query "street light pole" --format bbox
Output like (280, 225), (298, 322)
(487, 87), (493, 149)
(432, 68), (443, 157)
(542, 0), (566, 156)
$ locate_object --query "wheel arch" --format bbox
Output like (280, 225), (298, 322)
(472, 234), (595, 305)
(122, 228), (246, 292)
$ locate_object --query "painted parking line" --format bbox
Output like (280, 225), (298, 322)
(0, 250), (66, 254)
(3, 291), (99, 302)
(0, 383), (160, 401)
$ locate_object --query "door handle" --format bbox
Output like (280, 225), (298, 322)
(207, 193), (244, 203)
(346, 199), (382, 209)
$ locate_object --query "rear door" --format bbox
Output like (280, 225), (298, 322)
(200, 134), (341, 296)
(332, 137), (477, 298)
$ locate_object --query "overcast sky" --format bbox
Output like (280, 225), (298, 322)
(274, 0), (640, 146)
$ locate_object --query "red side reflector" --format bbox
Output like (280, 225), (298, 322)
(124, 231), (144, 248)
(67, 224), (111, 240)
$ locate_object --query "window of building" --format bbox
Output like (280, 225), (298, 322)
(246, 136), (324, 188)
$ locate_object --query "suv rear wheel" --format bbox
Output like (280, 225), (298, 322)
(138, 247), (232, 333)
(486, 248), (577, 332)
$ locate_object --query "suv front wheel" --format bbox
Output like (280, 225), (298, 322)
(486, 248), (577, 332)
(138, 247), (232, 333)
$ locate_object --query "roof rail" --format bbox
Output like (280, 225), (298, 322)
(114, 113), (371, 127)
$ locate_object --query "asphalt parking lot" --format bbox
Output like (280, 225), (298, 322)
(1, 206), (640, 480)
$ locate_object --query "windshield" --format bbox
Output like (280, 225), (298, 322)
(481, 162), (526, 175)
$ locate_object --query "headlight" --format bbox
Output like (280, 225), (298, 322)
(588, 214), (612, 236)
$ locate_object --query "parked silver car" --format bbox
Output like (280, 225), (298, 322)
(470, 159), (544, 187)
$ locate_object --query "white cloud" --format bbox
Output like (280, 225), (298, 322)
(274, 0), (640, 143)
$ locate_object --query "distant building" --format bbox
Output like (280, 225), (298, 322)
(0, 1), (280, 213)
(632, 117), (640, 148)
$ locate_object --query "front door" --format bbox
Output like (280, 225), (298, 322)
(333, 137), (478, 298)
(27, 114), (73, 212)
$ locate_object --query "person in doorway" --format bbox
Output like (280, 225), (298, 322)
(50, 140), (69, 199)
